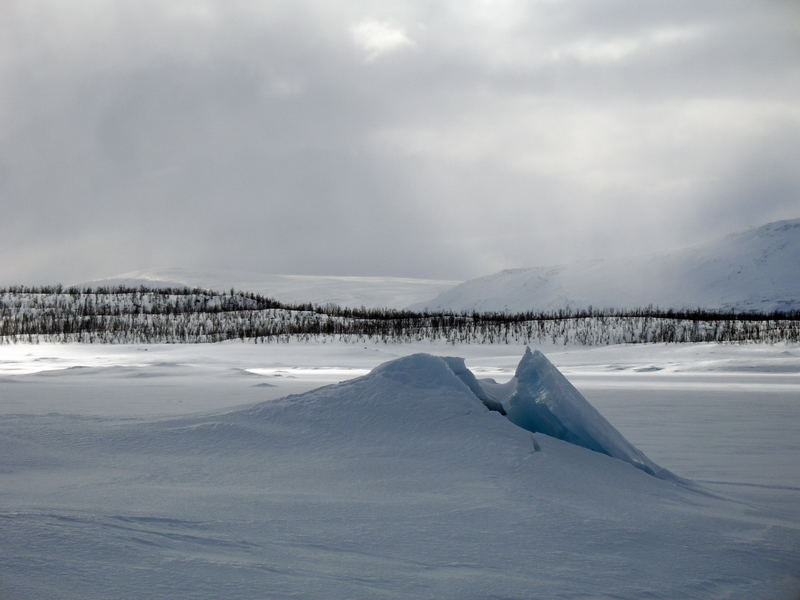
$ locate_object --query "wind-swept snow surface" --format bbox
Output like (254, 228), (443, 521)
(1, 349), (799, 599)
(414, 218), (800, 313)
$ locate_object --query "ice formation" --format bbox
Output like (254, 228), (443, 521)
(306, 347), (673, 479)
(479, 348), (674, 479)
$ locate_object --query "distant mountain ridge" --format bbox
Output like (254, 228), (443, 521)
(76, 268), (459, 309)
(412, 218), (800, 313)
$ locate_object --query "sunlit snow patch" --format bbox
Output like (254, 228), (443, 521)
(245, 367), (371, 379)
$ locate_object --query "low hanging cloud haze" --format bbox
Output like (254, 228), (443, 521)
(2, 0), (799, 284)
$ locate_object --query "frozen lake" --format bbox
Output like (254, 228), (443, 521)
(577, 375), (800, 520)
(1, 341), (799, 598)
(2, 341), (799, 516)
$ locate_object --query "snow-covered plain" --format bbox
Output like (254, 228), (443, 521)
(1, 341), (799, 599)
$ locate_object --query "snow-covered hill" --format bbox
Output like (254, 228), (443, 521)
(413, 218), (800, 313)
(77, 268), (458, 308)
(2, 348), (797, 598)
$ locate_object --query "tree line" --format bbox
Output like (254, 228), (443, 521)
(1, 286), (798, 345)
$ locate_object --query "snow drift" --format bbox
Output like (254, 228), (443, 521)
(237, 349), (672, 479)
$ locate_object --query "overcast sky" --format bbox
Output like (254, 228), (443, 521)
(2, 0), (799, 284)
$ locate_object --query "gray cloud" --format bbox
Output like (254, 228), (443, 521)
(1, 0), (799, 284)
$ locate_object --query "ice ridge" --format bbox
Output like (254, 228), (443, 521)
(494, 348), (674, 479)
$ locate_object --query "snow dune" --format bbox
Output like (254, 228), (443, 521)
(1, 348), (798, 599)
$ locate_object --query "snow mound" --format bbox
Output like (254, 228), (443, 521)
(235, 349), (672, 480)
(236, 353), (496, 445)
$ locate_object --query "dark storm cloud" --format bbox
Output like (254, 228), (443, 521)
(1, 0), (799, 283)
